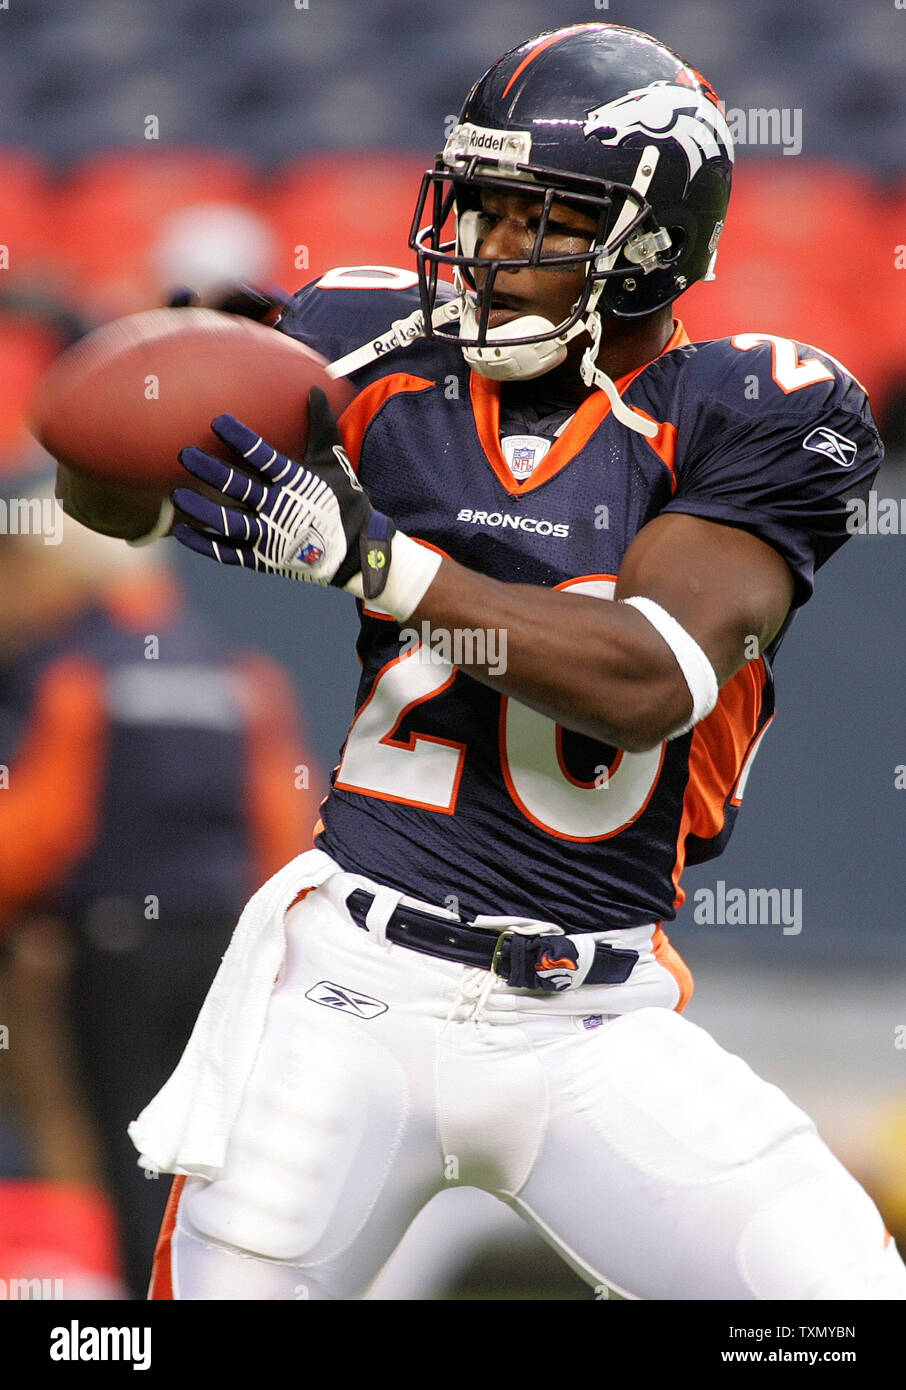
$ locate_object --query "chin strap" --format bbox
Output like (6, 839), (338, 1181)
(575, 144), (662, 440)
(458, 303), (579, 381)
(578, 282), (659, 440)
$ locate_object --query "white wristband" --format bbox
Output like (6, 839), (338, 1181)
(343, 531), (442, 622)
(619, 595), (718, 738)
(126, 497), (175, 547)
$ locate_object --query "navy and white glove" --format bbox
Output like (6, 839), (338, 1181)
(171, 388), (441, 620)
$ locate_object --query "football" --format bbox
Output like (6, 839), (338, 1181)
(31, 307), (354, 492)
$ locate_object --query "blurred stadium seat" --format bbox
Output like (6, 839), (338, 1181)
(725, 162), (880, 288)
(49, 149), (258, 315)
(0, 317), (61, 468)
(0, 141), (900, 417)
(0, 1179), (125, 1299)
(876, 177), (906, 407)
(0, 151), (53, 278)
(680, 162), (890, 406)
(263, 153), (434, 288)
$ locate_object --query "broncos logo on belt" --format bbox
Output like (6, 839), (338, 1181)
(534, 951), (579, 991)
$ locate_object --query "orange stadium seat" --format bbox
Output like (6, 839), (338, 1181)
(50, 149), (259, 317)
(726, 162), (881, 287)
(263, 153), (434, 290)
(0, 149), (54, 276)
(0, 318), (61, 469)
(680, 162), (888, 406)
(873, 178), (906, 405)
(0, 1180), (124, 1299)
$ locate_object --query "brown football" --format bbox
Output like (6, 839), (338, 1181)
(31, 308), (354, 491)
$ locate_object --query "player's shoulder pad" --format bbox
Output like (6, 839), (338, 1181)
(682, 332), (875, 428)
(276, 265), (455, 368)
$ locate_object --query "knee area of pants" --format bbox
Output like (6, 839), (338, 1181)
(736, 1161), (904, 1299)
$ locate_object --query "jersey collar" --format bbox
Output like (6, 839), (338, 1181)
(470, 319), (690, 497)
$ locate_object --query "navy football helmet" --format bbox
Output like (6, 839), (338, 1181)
(409, 23), (733, 399)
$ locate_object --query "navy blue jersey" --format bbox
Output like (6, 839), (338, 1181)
(278, 268), (881, 931)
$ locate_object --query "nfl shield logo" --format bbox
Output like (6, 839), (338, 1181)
(296, 525), (326, 566)
(502, 434), (551, 480)
(512, 445), (536, 478)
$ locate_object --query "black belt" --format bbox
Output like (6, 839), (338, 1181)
(345, 889), (639, 993)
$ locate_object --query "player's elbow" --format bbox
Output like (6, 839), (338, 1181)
(580, 601), (697, 751)
(605, 676), (694, 753)
(616, 724), (677, 755)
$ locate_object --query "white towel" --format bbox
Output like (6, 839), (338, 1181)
(128, 847), (340, 1179)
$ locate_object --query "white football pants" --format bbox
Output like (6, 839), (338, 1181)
(151, 866), (906, 1300)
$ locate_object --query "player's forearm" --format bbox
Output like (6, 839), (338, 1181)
(410, 557), (692, 752)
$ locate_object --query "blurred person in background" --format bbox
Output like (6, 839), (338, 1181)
(0, 463), (323, 1297)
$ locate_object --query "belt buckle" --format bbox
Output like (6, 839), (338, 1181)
(491, 928), (515, 977)
(490, 923), (566, 982)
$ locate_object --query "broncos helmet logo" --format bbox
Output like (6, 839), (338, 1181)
(583, 81), (734, 185)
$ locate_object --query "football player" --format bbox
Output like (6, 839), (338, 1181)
(123, 23), (906, 1299)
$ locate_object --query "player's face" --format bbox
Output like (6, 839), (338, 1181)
(471, 189), (598, 333)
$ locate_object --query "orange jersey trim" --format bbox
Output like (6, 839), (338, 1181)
(652, 925), (694, 1012)
(471, 373), (612, 496)
(628, 411), (678, 488)
(338, 373), (435, 470)
(613, 319), (688, 488)
(671, 657), (768, 909)
(287, 882), (318, 914)
(470, 319), (689, 496)
(615, 317), (691, 391)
